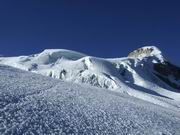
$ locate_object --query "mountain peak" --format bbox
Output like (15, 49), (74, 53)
(41, 49), (86, 57)
(37, 49), (86, 62)
(128, 46), (163, 59)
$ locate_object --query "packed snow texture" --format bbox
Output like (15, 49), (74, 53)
(0, 65), (180, 135)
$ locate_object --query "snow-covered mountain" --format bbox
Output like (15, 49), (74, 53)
(0, 46), (180, 105)
(0, 46), (180, 134)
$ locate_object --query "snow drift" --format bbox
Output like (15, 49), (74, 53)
(0, 65), (180, 134)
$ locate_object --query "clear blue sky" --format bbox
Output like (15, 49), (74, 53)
(0, 0), (180, 65)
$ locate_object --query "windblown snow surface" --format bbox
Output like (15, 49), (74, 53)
(0, 46), (180, 134)
(0, 65), (180, 135)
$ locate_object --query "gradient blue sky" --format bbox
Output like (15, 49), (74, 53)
(0, 0), (180, 65)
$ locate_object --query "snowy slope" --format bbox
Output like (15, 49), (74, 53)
(0, 46), (180, 108)
(0, 65), (180, 135)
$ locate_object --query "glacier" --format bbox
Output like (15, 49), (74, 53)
(0, 46), (180, 107)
